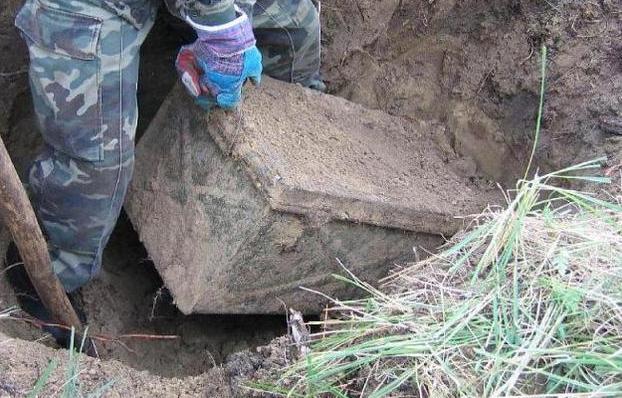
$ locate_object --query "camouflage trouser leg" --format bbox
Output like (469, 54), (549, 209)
(15, 0), (155, 291)
(246, 0), (321, 86)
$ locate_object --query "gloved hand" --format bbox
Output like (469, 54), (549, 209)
(176, 6), (262, 110)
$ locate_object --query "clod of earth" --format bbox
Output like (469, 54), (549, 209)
(125, 78), (500, 315)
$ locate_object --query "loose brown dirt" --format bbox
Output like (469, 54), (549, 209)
(0, 331), (230, 397)
(1, 0), (621, 396)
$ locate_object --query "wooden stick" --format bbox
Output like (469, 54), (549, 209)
(0, 136), (82, 331)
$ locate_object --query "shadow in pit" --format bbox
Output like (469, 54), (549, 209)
(76, 211), (287, 378)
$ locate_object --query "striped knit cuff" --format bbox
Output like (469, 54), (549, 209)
(187, 5), (256, 57)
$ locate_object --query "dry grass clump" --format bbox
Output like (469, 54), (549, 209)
(255, 159), (622, 397)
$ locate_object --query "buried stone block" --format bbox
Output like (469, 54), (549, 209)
(125, 78), (498, 314)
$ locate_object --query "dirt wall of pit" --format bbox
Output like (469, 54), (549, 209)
(0, 0), (42, 344)
(0, 1), (28, 137)
(321, 0), (622, 183)
(0, 0), (34, 179)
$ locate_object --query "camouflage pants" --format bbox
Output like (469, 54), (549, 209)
(15, 0), (320, 292)
(251, 0), (322, 85)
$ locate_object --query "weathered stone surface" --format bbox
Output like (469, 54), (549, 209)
(126, 78), (498, 314)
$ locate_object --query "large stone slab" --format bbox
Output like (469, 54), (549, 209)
(126, 78), (498, 314)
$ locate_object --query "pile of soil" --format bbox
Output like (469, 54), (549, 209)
(0, 328), (294, 397)
(1, 0), (621, 396)
(0, 330), (229, 397)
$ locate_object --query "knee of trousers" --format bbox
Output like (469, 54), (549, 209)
(28, 144), (134, 292)
(29, 145), (135, 260)
(253, 0), (321, 85)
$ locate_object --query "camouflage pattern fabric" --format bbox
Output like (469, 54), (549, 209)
(15, 0), (155, 291)
(15, 0), (320, 292)
(253, 0), (321, 86)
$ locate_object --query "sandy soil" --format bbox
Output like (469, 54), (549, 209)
(0, 331), (231, 397)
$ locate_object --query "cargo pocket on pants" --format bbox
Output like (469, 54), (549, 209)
(16, 0), (104, 162)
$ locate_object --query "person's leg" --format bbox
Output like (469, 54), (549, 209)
(249, 0), (322, 88)
(15, 0), (155, 292)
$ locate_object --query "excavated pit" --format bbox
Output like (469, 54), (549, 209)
(1, 0), (622, 394)
(1, 211), (287, 378)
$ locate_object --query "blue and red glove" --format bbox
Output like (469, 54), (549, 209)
(176, 6), (262, 110)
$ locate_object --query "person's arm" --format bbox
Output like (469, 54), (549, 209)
(164, 0), (236, 26)
(169, 0), (262, 109)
